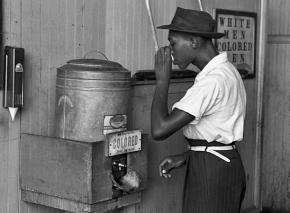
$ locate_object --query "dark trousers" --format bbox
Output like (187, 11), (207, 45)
(183, 140), (246, 213)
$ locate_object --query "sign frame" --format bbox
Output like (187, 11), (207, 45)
(214, 9), (257, 79)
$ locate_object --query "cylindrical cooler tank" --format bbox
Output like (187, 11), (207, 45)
(55, 59), (131, 142)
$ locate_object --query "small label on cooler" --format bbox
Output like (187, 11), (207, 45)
(103, 114), (127, 135)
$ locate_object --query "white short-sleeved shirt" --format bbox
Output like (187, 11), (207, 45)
(172, 52), (246, 144)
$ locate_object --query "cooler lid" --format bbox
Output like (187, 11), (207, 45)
(57, 58), (130, 79)
(67, 59), (124, 70)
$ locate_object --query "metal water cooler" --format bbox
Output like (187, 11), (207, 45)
(20, 59), (147, 213)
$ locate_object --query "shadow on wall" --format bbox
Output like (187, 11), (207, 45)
(261, 209), (290, 213)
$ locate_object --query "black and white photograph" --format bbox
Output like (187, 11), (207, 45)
(0, 0), (288, 213)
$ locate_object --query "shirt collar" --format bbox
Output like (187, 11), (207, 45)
(195, 52), (228, 82)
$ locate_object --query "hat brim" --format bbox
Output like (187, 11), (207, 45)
(157, 24), (225, 39)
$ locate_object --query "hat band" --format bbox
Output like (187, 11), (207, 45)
(167, 24), (219, 34)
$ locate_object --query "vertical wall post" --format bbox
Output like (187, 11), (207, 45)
(254, 0), (267, 210)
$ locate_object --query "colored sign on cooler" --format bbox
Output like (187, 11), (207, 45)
(106, 130), (141, 156)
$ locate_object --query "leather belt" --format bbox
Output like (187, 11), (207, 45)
(188, 145), (236, 162)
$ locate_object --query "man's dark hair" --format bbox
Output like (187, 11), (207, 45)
(170, 30), (212, 44)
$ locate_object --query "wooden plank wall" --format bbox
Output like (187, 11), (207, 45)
(1, 0), (106, 213)
(262, 0), (290, 210)
(0, 0), (262, 212)
(105, 0), (177, 73)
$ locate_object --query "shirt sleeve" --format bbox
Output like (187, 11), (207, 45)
(172, 76), (220, 124)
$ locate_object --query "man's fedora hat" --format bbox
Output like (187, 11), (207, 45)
(157, 7), (225, 39)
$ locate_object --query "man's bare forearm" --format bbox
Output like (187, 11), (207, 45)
(171, 152), (187, 168)
(151, 79), (170, 139)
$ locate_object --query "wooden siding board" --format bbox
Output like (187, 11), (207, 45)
(7, 138), (20, 213)
(21, 0), (41, 135)
(0, 139), (9, 213)
(82, 0), (106, 59)
(281, 45), (289, 209)
(262, 44), (273, 207)
(284, 45), (290, 210)
(262, 43), (290, 210)
(105, 0), (177, 73)
(65, 0), (76, 60)
(239, 80), (257, 207)
(0, 0), (12, 142)
(40, 0), (51, 136)
(268, 0), (290, 35)
(74, 0), (84, 58)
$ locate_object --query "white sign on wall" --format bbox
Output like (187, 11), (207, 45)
(214, 9), (257, 79)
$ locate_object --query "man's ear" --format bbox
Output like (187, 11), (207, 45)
(190, 36), (200, 48)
